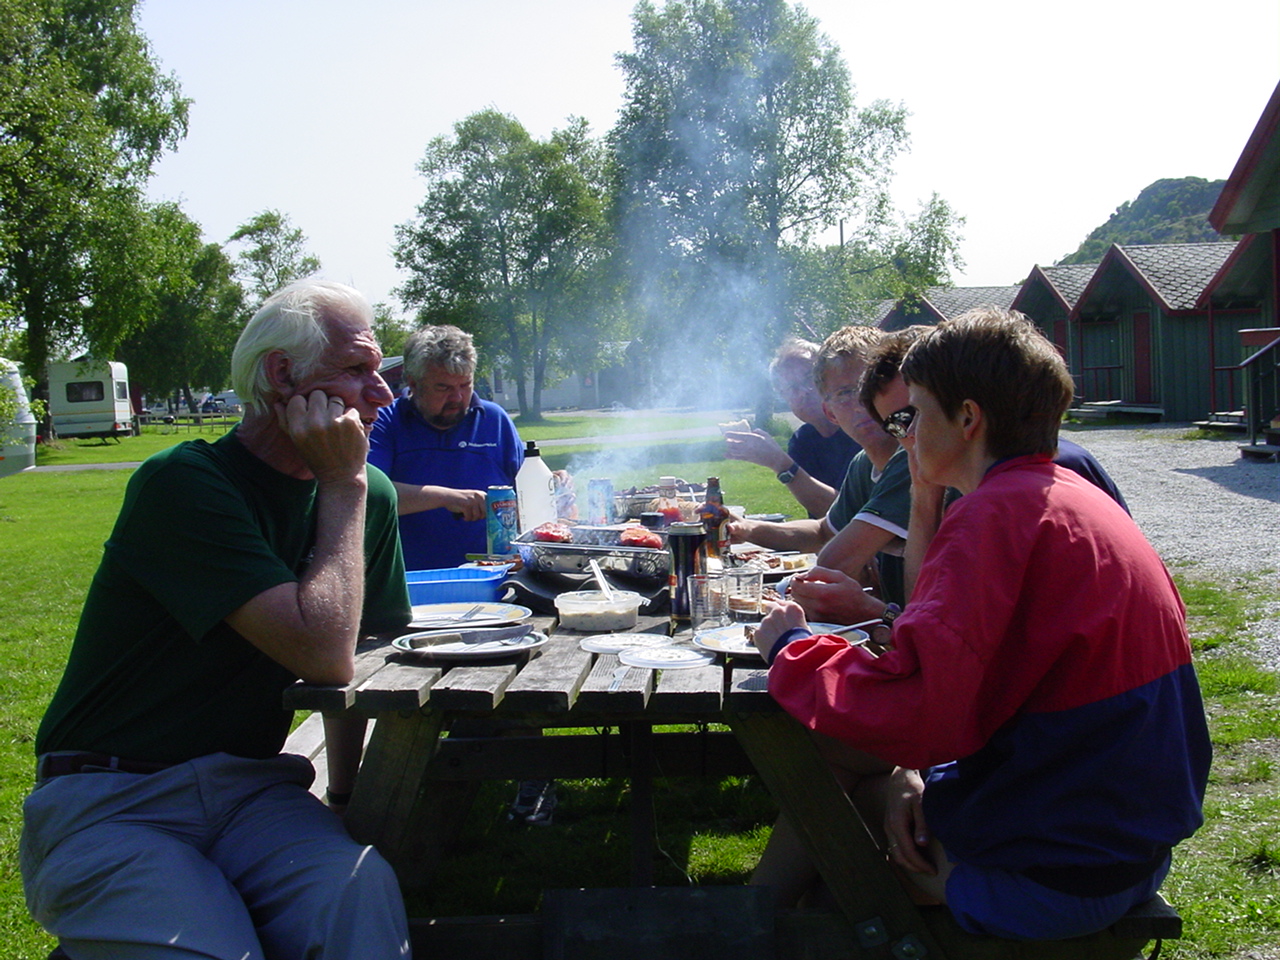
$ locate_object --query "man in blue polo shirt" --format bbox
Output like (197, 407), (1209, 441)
(369, 325), (523, 570)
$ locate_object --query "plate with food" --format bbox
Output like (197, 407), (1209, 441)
(692, 624), (763, 658)
(731, 548), (818, 580)
(408, 601), (532, 629)
(578, 633), (675, 654)
(618, 645), (717, 669)
(392, 626), (548, 662)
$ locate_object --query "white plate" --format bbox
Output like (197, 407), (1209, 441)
(579, 633), (675, 654)
(392, 629), (548, 661)
(409, 601), (532, 629)
(618, 646), (716, 669)
(693, 623), (863, 658)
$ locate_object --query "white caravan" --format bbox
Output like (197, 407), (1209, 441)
(1, 358), (37, 477)
(48, 359), (135, 440)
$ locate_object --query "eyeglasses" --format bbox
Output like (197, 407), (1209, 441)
(881, 405), (917, 439)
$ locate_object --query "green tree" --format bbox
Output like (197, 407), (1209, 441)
(371, 303), (411, 359)
(0, 0), (189, 396)
(116, 203), (245, 410)
(227, 209), (322, 302)
(610, 0), (958, 407)
(394, 111), (614, 418)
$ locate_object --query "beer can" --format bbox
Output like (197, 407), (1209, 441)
(667, 521), (707, 623)
(485, 485), (519, 555)
(585, 477), (614, 525)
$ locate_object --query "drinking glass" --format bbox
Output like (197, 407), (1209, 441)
(723, 568), (764, 623)
(689, 574), (729, 633)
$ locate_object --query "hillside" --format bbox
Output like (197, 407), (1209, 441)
(1057, 177), (1227, 265)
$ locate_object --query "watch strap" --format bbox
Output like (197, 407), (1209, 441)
(776, 462), (799, 484)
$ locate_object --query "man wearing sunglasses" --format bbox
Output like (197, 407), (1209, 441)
(726, 326), (911, 608)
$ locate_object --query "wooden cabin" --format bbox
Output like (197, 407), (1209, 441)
(1065, 242), (1238, 422)
(1012, 262), (1097, 363)
(1207, 80), (1280, 456)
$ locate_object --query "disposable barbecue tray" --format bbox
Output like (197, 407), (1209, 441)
(513, 524), (670, 582)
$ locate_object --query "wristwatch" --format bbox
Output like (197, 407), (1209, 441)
(776, 462), (800, 484)
(881, 602), (902, 626)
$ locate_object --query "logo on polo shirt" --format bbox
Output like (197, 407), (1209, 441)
(457, 440), (499, 448)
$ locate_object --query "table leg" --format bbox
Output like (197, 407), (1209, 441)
(345, 709), (451, 891)
(727, 710), (950, 960)
(626, 722), (655, 886)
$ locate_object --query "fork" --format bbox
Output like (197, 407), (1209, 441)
(607, 665), (629, 692)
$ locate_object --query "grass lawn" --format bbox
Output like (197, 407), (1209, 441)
(2, 420), (1278, 958)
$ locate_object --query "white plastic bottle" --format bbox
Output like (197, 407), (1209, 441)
(515, 440), (557, 532)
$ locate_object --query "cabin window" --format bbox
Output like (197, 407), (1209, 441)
(114, 382), (128, 401)
(66, 381), (105, 403)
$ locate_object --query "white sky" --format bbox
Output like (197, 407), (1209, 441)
(138, 0), (1280, 314)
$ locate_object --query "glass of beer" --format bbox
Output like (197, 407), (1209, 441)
(724, 569), (764, 623)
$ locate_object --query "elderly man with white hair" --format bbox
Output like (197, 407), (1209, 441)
(21, 279), (412, 958)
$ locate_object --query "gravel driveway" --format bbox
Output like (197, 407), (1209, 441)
(1064, 423), (1280, 670)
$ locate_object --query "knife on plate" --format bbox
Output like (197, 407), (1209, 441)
(405, 624), (534, 647)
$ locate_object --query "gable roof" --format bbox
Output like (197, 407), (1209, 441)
(1074, 242), (1239, 315)
(925, 285), (1022, 317)
(1013, 263), (1097, 314)
(877, 284), (1021, 330)
(1209, 81), (1280, 234)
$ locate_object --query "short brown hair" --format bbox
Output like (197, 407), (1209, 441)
(900, 307), (1074, 460)
(858, 325), (932, 417)
(813, 325), (883, 395)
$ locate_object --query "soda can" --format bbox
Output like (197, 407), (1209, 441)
(585, 477), (614, 525)
(485, 485), (519, 555)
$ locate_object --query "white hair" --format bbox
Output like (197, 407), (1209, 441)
(231, 279), (373, 414)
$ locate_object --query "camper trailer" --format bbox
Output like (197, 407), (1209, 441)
(48, 359), (135, 440)
(1, 358), (37, 477)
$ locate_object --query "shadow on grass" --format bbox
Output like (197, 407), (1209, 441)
(405, 774), (776, 918)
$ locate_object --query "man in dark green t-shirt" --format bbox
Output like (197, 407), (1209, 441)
(21, 280), (413, 958)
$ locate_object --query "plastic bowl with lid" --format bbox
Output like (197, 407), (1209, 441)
(554, 590), (644, 632)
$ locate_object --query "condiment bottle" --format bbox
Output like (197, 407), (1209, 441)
(515, 440), (557, 532)
(697, 476), (732, 562)
(649, 476), (683, 528)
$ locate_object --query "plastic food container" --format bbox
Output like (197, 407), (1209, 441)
(554, 590), (644, 632)
(405, 567), (507, 605)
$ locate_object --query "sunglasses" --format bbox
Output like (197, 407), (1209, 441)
(881, 405), (917, 439)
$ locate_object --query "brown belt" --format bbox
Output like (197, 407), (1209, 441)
(37, 752), (176, 781)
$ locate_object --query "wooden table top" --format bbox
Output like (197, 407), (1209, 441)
(284, 614), (779, 722)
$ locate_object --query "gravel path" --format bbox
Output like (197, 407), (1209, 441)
(1064, 423), (1280, 671)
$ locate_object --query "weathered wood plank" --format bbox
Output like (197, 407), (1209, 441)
(649, 659), (725, 714)
(425, 659), (522, 712)
(501, 636), (594, 714)
(423, 730), (753, 780)
(726, 709), (951, 960)
(282, 638), (391, 712)
(352, 658), (442, 713)
(573, 653), (652, 714)
(344, 709), (448, 889)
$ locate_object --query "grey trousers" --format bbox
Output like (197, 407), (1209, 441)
(21, 752), (410, 959)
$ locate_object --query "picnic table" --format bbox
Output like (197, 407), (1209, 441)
(284, 608), (1179, 960)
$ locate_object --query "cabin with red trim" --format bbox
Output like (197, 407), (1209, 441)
(1206, 80), (1280, 457)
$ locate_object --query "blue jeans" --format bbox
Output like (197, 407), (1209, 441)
(21, 752), (409, 959)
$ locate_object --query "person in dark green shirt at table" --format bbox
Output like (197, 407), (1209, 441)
(22, 279), (414, 960)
